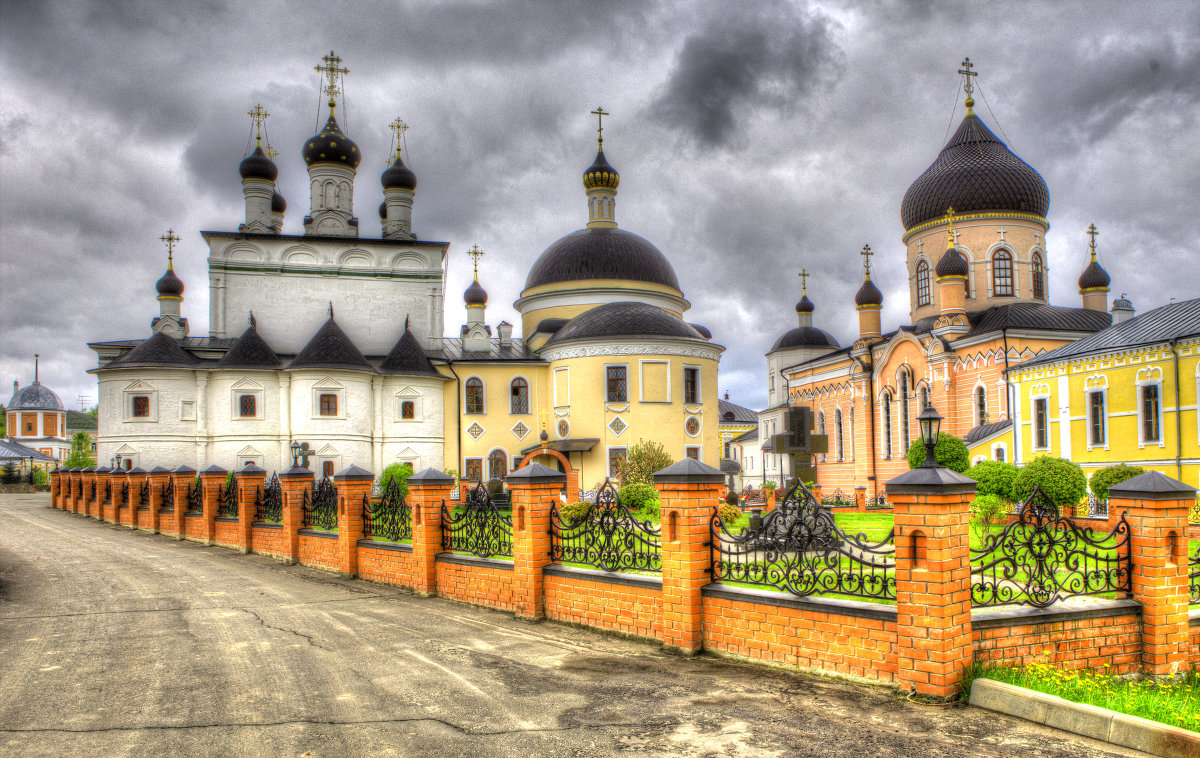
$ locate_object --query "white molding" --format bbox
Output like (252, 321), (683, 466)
(540, 341), (722, 362)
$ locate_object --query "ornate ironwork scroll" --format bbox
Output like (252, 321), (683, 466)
(971, 484), (1131, 608)
(1189, 545), (1199, 605)
(159, 478), (174, 514)
(120, 480), (129, 508)
(441, 481), (512, 558)
(138, 478), (150, 508)
(186, 478), (203, 513)
(819, 489), (854, 507)
(255, 474), (282, 523)
(865, 494), (890, 510)
(303, 476), (338, 531)
(100, 479), (110, 504)
(365, 478), (411, 542)
(712, 479), (895, 600)
(217, 479), (237, 518)
(550, 478), (661, 573)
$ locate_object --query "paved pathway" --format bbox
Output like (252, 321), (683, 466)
(0, 494), (1149, 757)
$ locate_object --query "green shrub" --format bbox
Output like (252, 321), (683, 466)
(225, 470), (235, 490)
(763, 480), (777, 491)
(379, 462), (414, 499)
(970, 494), (1009, 540)
(1088, 463), (1146, 502)
(33, 468), (49, 486)
(2, 462), (18, 484)
(905, 433), (969, 473)
(559, 501), (592, 523)
(965, 460), (1019, 500)
(618, 482), (659, 516)
(717, 501), (742, 526)
(616, 439), (674, 486)
(1012, 456), (1087, 508)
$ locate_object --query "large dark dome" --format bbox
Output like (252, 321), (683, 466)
(381, 154), (417, 190)
(156, 267), (184, 297)
(302, 108), (361, 169)
(8, 382), (64, 411)
(547, 302), (702, 344)
(901, 114), (1048, 230)
(770, 327), (839, 353)
(525, 227), (679, 291)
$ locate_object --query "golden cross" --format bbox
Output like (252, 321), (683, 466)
(1087, 223), (1099, 258)
(315, 50), (349, 101)
(798, 268), (809, 295)
(160, 229), (181, 264)
(540, 409), (548, 430)
(860, 244), (873, 275)
(466, 243), (484, 280)
(944, 206), (957, 248)
(958, 57), (977, 98)
(591, 106), (609, 147)
(248, 104), (269, 144)
(265, 144), (278, 160)
(389, 117), (408, 160)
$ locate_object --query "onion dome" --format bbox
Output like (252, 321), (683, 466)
(1078, 258), (1110, 290)
(582, 149), (619, 191)
(381, 153), (417, 190)
(239, 145), (278, 181)
(8, 382), (64, 411)
(795, 294), (814, 314)
(525, 228), (679, 290)
(271, 191), (286, 213)
(156, 265), (184, 298)
(935, 246), (969, 278)
(378, 201), (387, 219)
(770, 327), (839, 352)
(547, 302), (704, 345)
(855, 277), (883, 307)
(464, 279), (488, 306)
(901, 114), (1049, 230)
(302, 104), (361, 169)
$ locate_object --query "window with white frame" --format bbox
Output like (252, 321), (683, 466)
(1140, 383), (1162, 444)
(1034, 397), (1049, 450)
(606, 365), (628, 403)
(465, 377), (485, 414)
(608, 447), (627, 478)
(1087, 390), (1106, 447)
(899, 370), (911, 452)
(834, 408), (844, 461)
(683, 366), (700, 404)
(975, 385), (988, 426)
(510, 378), (529, 415)
(916, 260), (930, 307)
(881, 391), (893, 459)
(993, 249), (1014, 296)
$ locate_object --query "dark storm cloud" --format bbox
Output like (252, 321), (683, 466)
(649, 2), (841, 147)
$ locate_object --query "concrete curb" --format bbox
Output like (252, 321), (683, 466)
(970, 678), (1199, 758)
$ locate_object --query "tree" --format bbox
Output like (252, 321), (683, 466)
(378, 462), (414, 499)
(616, 439), (674, 487)
(1012, 455), (1087, 508)
(965, 460), (1019, 500)
(1088, 463), (1146, 502)
(63, 431), (96, 468)
(2, 462), (18, 484)
(905, 433), (969, 473)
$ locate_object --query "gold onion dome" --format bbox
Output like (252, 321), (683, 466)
(582, 149), (619, 190)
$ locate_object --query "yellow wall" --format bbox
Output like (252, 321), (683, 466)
(517, 278), (685, 336)
(448, 362), (549, 480)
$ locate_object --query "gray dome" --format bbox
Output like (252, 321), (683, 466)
(9, 382), (64, 411)
(525, 227), (679, 291)
(547, 302), (703, 344)
(769, 327), (839, 353)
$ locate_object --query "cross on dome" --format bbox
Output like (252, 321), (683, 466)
(860, 244), (874, 276)
(248, 104), (269, 145)
(160, 229), (181, 265)
(591, 106), (608, 148)
(798, 268), (809, 295)
(467, 243), (485, 280)
(958, 57), (977, 112)
(944, 206), (957, 249)
(316, 51), (349, 102)
(1087, 223), (1100, 258)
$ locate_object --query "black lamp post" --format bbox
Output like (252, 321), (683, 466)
(290, 441), (312, 468)
(917, 404), (943, 468)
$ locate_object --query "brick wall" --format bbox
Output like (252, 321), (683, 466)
(136, 507), (154, 530)
(251, 524), (285, 559)
(214, 517), (239, 549)
(298, 530), (339, 571)
(435, 555), (514, 610)
(544, 566), (662, 642)
(183, 513), (207, 541)
(357, 541), (415, 588)
(972, 603), (1143, 675)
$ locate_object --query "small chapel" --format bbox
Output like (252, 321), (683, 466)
(88, 53), (722, 493)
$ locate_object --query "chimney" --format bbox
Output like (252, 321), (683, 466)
(497, 321), (512, 348)
(1111, 294), (1135, 325)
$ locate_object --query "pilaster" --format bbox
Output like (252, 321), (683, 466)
(408, 468), (454, 597)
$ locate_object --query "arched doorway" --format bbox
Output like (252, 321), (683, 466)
(516, 446), (579, 500)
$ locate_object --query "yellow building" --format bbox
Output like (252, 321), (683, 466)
(1009, 297), (1200, 487)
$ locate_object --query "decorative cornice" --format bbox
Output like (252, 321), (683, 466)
(539, 341), (722, 362)
(902, 212), (1048, 244)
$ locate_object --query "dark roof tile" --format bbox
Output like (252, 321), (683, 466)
(286, 318), (373, 372)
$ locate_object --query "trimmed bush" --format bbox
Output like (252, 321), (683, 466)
(558, 501), (592, 523)
(1012, 455), (1087, 508)
(717, 501), (741, 526)
(905, 433), (969, 473)
(33, 468), (49, 487)
(970, 494), (1008, 539)
(618, 482), (660, 518)
(378, 462), (414, 499)
(1088, 463), (1146, 502)
(965, 460), (1019, 500)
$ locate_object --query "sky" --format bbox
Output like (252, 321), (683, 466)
(2, 0), (1198, 416)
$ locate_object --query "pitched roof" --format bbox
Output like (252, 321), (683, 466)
(0, 438), (56, 462)
(718, 399), (757, 424)
(441, 338), (543, 362)
(99, 331), (202, 369)
(910, 302), (1111, 337)
(66, 411), (97, 432)
(286, 318), (374, 372)
(380, 327), (440, 375)
(731, 427), (759, 444)
(215, 326), (282, 369)
(1019, 297), (1200, 369)
(963, 418), (1013, 445)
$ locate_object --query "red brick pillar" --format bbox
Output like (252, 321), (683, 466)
(408, 468), (454, 597)
(509, 463), (566, 621)
(70, 469), (83, 512)
(765, 487), (776, 512)
(280, 466), (314, 565)
(334, 465), (373, 579)
(97, 467), (114, 521)
(1109, 472), (1194, 676)
(147, 467), (171, 534)
(126, 467), (146, 527)
(80, 467), (96, 517)
(655, 458), (725, 655)
(236, 465), (266, 554)
(91, 467), (109, 519)
(855, 485), (867, 512)
(49, 469), (60, 508)
(171, 466), (195, 540)
(887, 465), (976, 699)
(199, 466), (226, 546)
(108, 469), (124, 520)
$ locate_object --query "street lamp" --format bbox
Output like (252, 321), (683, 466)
(917, 404), (942, 468)
(290, 441), (312, 468)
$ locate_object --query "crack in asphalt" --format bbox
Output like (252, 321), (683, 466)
(239, 608), (331, 651)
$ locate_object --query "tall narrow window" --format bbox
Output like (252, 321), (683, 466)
(1088, 391), (1105, 445)
(608, 448), (627, 477)
(975, 386), (987, 426)
(319, 394), (338, 416)
(916, 260), (931, 306)
(1031, 253), (1045, 300)
(238, 394), (256, 418)
(1141, 385), (1161, 442)
(882, 392), (893, 459)
(1034, 398), (1049, 449)
(919, 386), (929, 410)
(465, 377), (484, 414)
(401, 401), (415, 420)
(464, 458), (483, 483)
(606, 366), (627, 403)
(487, 450), (507, 480)
(816, 411), (826, 462)
(899, 371), (911, 452)
(993, 249), (1014, 296)
(132, 396), (150, 417)
(834, 408), (844, 461)
(510, 378), (529, 414)
(683, 367), (699, 404)
(322, 461), (335, 478)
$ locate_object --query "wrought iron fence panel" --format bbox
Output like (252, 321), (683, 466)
(255, 473), (282, 522)
(138, 478), (150, 507)
(1087, 493), (1107, 519)
(303, 476), (338, 530)
(819, 489), (854, 507)
(550, 478), (661, 573)
(120, 480), (129, 507)
(217, 480), (237, 518)
(186, 478), (203, 513)
(970, 484), (1131, 608)
(159, 478), (174, 513)
(712, 479), (895, 601)
(365, 478), (412, 542)
(865, 495), (890, 510)
(100, 479), (109, 504)
(441, 481), (512, 558)
(1189, 545), (1199, 605)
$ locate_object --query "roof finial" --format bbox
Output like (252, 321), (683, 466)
(404, 314), (410, 331)
(944, 206), (957, 249)
(860, 244), (874, 279)
(958, 57), (977, 114)
(1087, 223), (1099, 261)
(466, 243), (485, 282)
(798, 268), (809, 295)
(591, 106), (608, 150)
(248, 104), (269, 147)
(249, 311), (256, 329)
(315, 50), (349, 113)
(160, 228), (181, 269)
(34, 354), (39, 383)
(388, 117), (408, 162)
(329, 301), (334, 319)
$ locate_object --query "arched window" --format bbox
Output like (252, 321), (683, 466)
(881, 391), (893, 459)
(487, 449), (507, 480)
(834, 408), (844, 462)
(1031, 253), (1045, 300)
(816, 411), (826, 462)
(976, 386), (987, 425)
(510, 378), (529, 414)
(918, 385), (929, 411)
(465, 377), (484, 414)
(916, 260), (931, 306)
(899, 370), (911, 452)
(993, 249), (1014, 296)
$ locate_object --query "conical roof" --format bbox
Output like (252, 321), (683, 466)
(101, 331), (201, 369)
(287, 317), (373, 371)
(380, 325), (439, 375)
(216, 324), (281, 369)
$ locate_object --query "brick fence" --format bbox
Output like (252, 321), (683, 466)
(48, 463), (1199, 698)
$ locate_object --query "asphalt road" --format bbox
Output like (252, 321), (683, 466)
(0, 494), (1150, 757)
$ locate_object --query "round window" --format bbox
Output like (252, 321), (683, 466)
(685, 417), (700, 436)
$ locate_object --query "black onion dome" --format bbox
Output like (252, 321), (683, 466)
(271, 191), (286, 213)
(935, 247), (969, 278)
(855, 277), (883, 307)
(901, 114), (1049, 230)
(156, 266), (184, 297)
(302, 110), (361, 169)
(547, 302), (703, 344)
(464, 280), (487, 306)
(525, 228), (679, 290)
(239, 145), (278, 181)
(1078, 259), (1111, 290)
(381, 154), (417, 190)
(378, 201), (387, 219)
(582, 149), (619, 190)
(770, 327), (839, 352)
(795, 294), (814, 314)
(8, 382), (65, 411)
